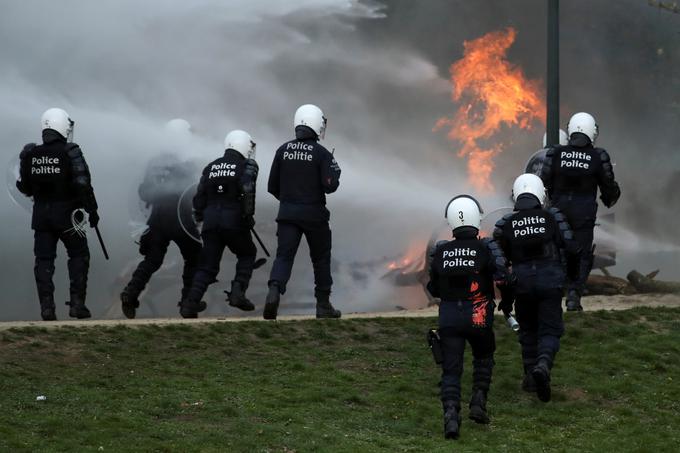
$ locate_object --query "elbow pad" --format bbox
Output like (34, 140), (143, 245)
(597, 149), (621, 207)
(240, 159), (258, 216)
(549, 207), (581, 256)
(484, 238), (513, 285)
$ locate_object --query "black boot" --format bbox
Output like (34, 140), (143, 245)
(442, 401), (461, 440)
(67, 296), (91, 319)
(178, 299), (207, 319)
(522, 366), (537, 393)
(40, 295), (56, 321)
(120, 288), (140, 319)
(263, 282), (281, 320)
(566, 289), (583, 312)
(468, 389), (490, 424)
(226, 281), (254, 312)
(315, 289), (341, 319)
(532, 359), (552, 402)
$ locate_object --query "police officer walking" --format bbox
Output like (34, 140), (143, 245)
(493, 174), (580, 402)
(427, 195), (513, 440)
(16, 108), (99, 320)
(120, 119), (202, 319)
(541, 113), (621, 311)
(264, 104), (341, 320)
(179, 130), (259, 318)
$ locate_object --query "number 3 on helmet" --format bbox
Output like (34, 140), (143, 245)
(445, 195), (483, 232)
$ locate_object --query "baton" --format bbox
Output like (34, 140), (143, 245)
(250, 228), (270, 257)
(95, 225), (110, 260)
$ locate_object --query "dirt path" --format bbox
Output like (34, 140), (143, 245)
(1, 293), (679, 331)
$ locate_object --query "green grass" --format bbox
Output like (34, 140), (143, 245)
(1, 308), (679, 452)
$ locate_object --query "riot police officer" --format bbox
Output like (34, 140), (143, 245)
(494, 174), (580, 402)
(541, 113), (621, 311)
(179, 130), (259, 318)
(264, 104), (341, 320)
(525, 129), (568, 176)
(427, 195), (513, 440)
(120, 119), (202, 319)
(16, 108), (99, 320)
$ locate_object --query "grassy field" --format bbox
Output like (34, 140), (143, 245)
(0, 307), (679, 452)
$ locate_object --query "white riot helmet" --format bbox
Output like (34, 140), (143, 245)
(512, 173), (546, 206)
(224, 129), (256, 159)
(164, 118), (192, 150)
(542, 129), (568, 147)
(165, 118), (192, 139)
(445, 195), (483, 232)
(294, 104), (327, 139)
(567, 112), (598, 143)
(41, 108), (74, 140)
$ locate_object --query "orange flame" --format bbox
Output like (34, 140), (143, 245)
(386, 241), (425, 271)
(435, 28), (545, 193)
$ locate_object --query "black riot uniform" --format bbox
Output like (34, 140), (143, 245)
(16, 129), (99, 320)
(264, 126), (341, 320)
(493, 194), (580, 402)
(427, 227), (513, 439)
(540, 133), (621, 310)
(120, 154), (202, 319)
(179, 149), (258, 318)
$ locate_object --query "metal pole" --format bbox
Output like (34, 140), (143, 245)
(547, 0), (560, 146)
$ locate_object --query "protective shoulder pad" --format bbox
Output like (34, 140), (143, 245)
(426, 240), (446, 262)
(594, 147), (611, 163)
(494, 213), (513, 229)
(245, 158), (259, 170)
(20, 143), (36, 159)
(544, 146), (557, 158)
(65, 143), (83, 159)
(315, 142), (330, 154)
(483, 237), (506, 260)
(547, 206), (565, 222)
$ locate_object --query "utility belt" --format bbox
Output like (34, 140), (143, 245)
(552, 189), (597, 200)
(510, 243), (560, 263)
(206, 199), (241, 208)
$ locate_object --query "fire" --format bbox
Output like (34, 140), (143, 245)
(386, 241), (425, 272)
(435, 28), (545, 192)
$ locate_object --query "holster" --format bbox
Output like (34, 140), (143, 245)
(427, 329), (443, 365)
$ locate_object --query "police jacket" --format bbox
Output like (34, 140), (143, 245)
(138, 154), (196, 231)
(193, 149), (258, 232)
(16, 129), (98, 231)
(540, 133), (621, 208)
(267, 126), (341, 222)
(493, 195), (580, 292)
(427, 227), (513, 329)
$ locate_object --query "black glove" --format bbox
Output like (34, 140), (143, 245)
(498, 298), (513, 315)
(89, 211), (100, 228)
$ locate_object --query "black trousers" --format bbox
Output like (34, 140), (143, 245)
(269, 220), (332, 294)
(570, 228), (594, 294)
(439, 326), (495, 405)
(126, 227), (202, 300)
(515, 288), (564, 371)
(553, 194), (597, 295)
(186, 228), (257, 302)
(34, 229), (90, 303)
